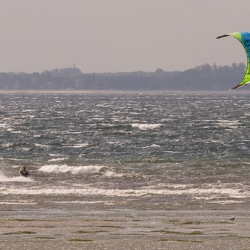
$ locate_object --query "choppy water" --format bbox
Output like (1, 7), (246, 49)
(1, 91), (250, 210)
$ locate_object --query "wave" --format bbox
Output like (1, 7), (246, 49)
(72, 143), (89, 148)
(38, 164), (104, 174)
(0, 123), (9, 129)
(131, 123), (161, 130)
(0, 184), (247, 199)
(0, 172), (34, 182)
(103, 170), (124, 178)
(48, 158), (68, 162)
(35, 143), (51, 149)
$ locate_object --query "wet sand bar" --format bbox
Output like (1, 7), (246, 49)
(0, 208), (250, 250)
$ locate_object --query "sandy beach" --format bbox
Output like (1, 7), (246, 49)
(1, 208), (250, 250)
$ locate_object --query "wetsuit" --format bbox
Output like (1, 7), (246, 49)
(20, 170), (30, 177)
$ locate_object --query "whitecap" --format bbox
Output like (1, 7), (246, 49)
(103, 170), (124, 178)
(38, 164), (104, 174)
(131, 123), (161, 130)
(35, 143), (51, 149)
(48, 158), (68, 162)
(0, 123), (9, 129)
(72, 143), (89, 148)
(0, 172), (34, 182)
(143, 144), (161, 149)
(1, 184), (247, 199)
(0, 201), (36, 205)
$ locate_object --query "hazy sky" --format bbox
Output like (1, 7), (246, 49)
(0, 0), (250, 73)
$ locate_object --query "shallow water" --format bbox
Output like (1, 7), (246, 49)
(1, 91), (250, 211)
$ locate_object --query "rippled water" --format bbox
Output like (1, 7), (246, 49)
(1, 91), (250, 210)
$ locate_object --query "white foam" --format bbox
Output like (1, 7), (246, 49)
(215, 119), (240, 129)
(54, 201), (102, 204)
(0, 123), (9, 129)
(9, 130), (22, 134)
(0, 172), (34, 182)
(0, 184), (247, 199)
(207, 200), (244, 205)
(23, 109), (35, 112)
(72, 143), (89, 148)
(0, 201), (36, 205)
(2, 143), (13, 148)
(131, 123), (161, 130)
(143, 144), (161, 148)
(103, 170), (124, 178)
(35, 143), (51, 149)
(48, 158), (68, 162)
(38, 164), (104, 174)
(49, 153), (63, 157)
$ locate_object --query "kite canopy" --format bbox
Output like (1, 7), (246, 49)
(216, 32), (250, 89)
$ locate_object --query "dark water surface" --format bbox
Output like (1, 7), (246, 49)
(1, 91), (250, 211)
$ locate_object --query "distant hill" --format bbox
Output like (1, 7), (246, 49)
(0, 63), (248, 91)
(43, 67), (82, 77)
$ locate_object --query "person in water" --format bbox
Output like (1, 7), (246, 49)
(19, 166), (30, 177)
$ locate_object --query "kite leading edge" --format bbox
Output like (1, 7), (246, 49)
(216, 32), (250, 89)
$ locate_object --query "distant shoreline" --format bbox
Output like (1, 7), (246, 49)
(0, 64), (247, 91)
(0, 89), (250, 95)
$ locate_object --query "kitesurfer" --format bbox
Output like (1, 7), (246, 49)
(19, 166), (31, 177)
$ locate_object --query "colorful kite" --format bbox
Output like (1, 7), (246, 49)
(217, 32), (250, 89)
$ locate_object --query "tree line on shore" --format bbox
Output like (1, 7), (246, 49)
(0, 63), (248, 91)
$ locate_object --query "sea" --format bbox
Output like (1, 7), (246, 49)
(1, 91), (250, 211)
